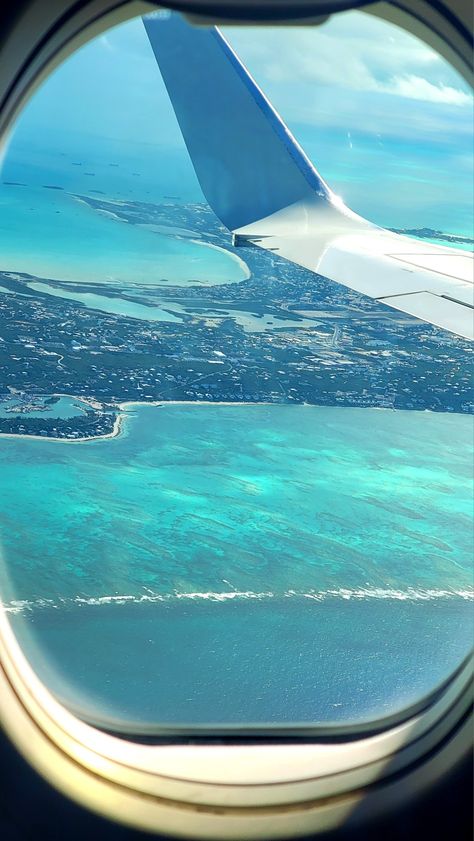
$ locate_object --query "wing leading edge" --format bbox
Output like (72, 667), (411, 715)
(143, 12), (473, 339)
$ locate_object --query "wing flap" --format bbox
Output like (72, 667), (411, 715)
(388, 253), (473, 283)
(379, 292), (473, 337)
(236, 212), (474, 338)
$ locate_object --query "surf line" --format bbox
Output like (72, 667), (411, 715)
(3, 586), (474, 614)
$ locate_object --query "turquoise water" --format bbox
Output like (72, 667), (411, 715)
(2, 405), (472, 603)
(0, 150), (469, 302)
(410, 235), (473, 253)
(24, 281), (323, 327)
(0, 395), (89, 419)
(1, 405), (473, 727)
(1, 18), (472, 732)
(0, 284), (29, 296)
(200, 308), (320, 332)
(25, 283), (322, 329)
(300, 129), (474, 237)
(27, 281), (185, 322)
(0, 183), (247, 286)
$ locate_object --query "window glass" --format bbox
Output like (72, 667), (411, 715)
(225, 13), (474, 241)
(0, 10), (472, 731)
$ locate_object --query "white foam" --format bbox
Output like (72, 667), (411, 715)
(2, 586), (473, 614)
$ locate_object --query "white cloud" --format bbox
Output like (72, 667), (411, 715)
(224, 11), (472, 108)
(383, 75), (471, 106)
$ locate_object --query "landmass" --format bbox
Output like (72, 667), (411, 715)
(390, 227), (474, 246)
(0, 199), (472, 440)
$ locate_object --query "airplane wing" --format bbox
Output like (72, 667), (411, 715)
(143, 13), (473, 340)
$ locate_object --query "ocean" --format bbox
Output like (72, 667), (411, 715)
(1, 405), (473, 730)
(0, 182), (246, 287)
(0, 118), (473, 733)
(1, 122), (472, 294)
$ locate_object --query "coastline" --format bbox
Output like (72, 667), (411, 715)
(119, 399), (274, 409)
(189, 237), (251, 281)
(0, 400), (454, 445)
(72, 193), (251, 283)
(0, 401), (275, 444)
(0, 411), (124, 444)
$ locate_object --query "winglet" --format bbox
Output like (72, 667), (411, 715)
(143, 12), (331, 231)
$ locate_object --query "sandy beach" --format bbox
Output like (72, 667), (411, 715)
(0, 400), (275, 444)
(189, 238), (251, 280)
(0, 399), (404, 444)
(0, 412), (124, 444)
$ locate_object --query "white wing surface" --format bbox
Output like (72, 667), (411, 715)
(144, 13), (473, 339)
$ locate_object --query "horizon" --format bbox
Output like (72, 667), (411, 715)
(1, 9), (473, 235)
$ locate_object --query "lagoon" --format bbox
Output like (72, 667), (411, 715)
(1, 404), (472, 727)
(27, 281), (185, 322)
(0, 395), (90, 419)
(2, 404), (472, 603)
(0, 183), (248, 286)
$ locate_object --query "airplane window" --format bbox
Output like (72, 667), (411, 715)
(0, 9), (472, 733)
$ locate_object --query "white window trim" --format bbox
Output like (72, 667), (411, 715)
(0, 1), (472, 837)
(1, 607), (472, 837)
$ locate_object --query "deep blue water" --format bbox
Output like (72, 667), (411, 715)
(12, 596), (473, 730)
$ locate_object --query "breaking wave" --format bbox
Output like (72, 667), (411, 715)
(3, 586), (474, 614)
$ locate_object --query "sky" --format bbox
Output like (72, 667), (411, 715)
(2, 9), (473, 233)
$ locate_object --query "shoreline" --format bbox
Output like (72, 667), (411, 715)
(0, 400), (468, 445)
(0, 401), (276, 443)
(188, 237), (251, 281)
(73, 193), (250, 284)
(0, 411), (124, 444)
(0, 402), (274, 444)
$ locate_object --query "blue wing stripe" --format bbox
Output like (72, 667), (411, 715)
(143, 12), (330, 230)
